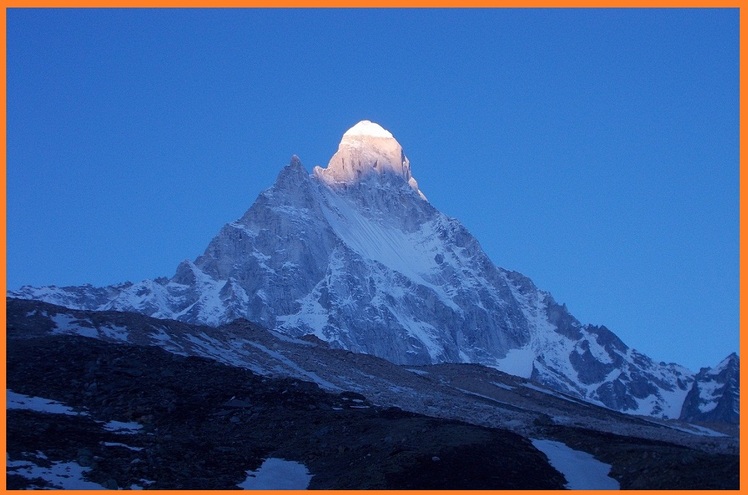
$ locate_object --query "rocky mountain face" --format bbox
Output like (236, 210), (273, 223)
(6, 298), (739, 489)
(679, 353), (740, 424)
(10, 120), (738, 423)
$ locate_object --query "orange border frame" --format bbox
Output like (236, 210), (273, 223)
(0, 1), (742, 6)
(0, 3), (743, 495)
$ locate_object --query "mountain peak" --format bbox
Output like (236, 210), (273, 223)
(272, 155), (310, 192)
(313, 121), (426, 200)
(289, 154), (303, 167)
(342, 120), (394, 139)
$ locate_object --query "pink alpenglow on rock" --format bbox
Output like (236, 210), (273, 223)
(313, 120), (426, 200)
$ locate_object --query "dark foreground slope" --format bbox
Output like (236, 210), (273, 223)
(7, 333), (565, 490)
(6, 299), (739, 489)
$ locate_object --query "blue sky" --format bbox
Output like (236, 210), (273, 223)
(7, 8), (738, 371)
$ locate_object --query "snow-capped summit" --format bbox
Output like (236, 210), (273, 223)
(9, 121), (738, 423)
(313, 120), (425, 200)
(341, 119), (394, 139)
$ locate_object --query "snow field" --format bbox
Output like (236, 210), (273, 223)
(530, 439), (619, 489)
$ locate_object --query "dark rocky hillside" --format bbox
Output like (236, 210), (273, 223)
(7, 334), (565, 489)
(6, 299), (739, 490)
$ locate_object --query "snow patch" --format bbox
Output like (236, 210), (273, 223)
(269, 330), (316, 347)
(277, 290), (331, 335)
(245, 342), (340, 391)
(405, 368), (429, 376)
(7, 454), (107, 490)
(51, 314), (97, 338)
(491, 381), (516, 391)
(665, 422), (728, 437)
(102, 441), (143, 451)
(493, 347), (535, 378)
(522, 383), (587, 406)
(531, 439), (619, 490)
(238, 458), (312, 489)
(696, 379), (724, 413)
(101, 420), (143, 434)
(7, 390), (86, 416)
(99, 324), (129, 341)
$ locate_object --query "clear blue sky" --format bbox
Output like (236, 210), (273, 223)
(7, 8), (738, 371)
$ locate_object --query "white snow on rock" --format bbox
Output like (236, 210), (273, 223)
(664, 422), (728, 437)
(6, 390), (87, 416)
(493, 346), (535, 378)
(696, 377), (724, 413)
(101, 441), (144, 451)
(51, 314), (98, 338)
(531, 439), (619, 490)
(342, 120), (394, 139)
(7, 454), (107, 490)
(101, 420), (144, 434)
(238, 458), (313, 490)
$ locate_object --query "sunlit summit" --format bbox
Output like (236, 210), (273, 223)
(313, 120), (426, 200)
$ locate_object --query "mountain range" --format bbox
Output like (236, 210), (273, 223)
(10, 120), (738, 425)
